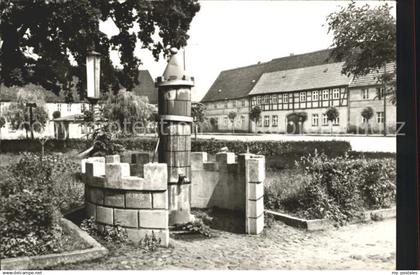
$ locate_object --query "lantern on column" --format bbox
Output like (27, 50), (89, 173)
(86, 51), (101, 121)
(86, 51), (101, 100)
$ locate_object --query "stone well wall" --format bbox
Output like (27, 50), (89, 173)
(191, 151), (265, 234)
(81, 153), (169, 246)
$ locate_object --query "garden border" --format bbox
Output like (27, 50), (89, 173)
(265, 207), (396, 231)
(0, 218), (108, 270)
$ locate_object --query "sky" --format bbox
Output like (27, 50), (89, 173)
(100, 0), (396, 102)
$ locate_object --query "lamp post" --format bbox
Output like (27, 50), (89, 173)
(86, 51), (101, 123)
(26, 102), (37, 139)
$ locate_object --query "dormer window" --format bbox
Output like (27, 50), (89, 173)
(218, 89), (222, 93)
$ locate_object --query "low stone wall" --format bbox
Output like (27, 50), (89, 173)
(191, 151), (265, 234)
(81, 153), (169, 246)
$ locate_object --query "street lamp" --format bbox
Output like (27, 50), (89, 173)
(86, 51), (101, 121)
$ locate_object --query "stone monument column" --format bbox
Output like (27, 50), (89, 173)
(156, 48), (194, 225)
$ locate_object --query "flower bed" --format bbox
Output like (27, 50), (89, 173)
(264, 152), (396, 226)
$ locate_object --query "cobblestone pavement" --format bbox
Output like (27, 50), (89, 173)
(56, 218), (395, 270)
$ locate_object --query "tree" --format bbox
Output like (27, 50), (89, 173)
(0, 116), (5, 152)
(361, 106), (374, 135)
(327, 1), (396, 135)
(228, 111), (237, 133)
(0, 0), (200, 98)
(209, 117), (218, 131)
(249, 105), (262, 131)
(3, 84), (49, 139)
(102, 91), (154, 135)
(325, 107), (339, 135)
(191, 102), (206, 139)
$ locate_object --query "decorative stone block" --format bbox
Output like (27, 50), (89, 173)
(216, 152), (236, 165)
(86, 202), (96, 219)
(125, 228), (169, 247)
(86, 162), (105, 177)
(248, 197), (264, 218)
(120, 152), (133, 163)
(96, 206), (113, 225)
(104, 191), (125, 207)
(132, 152), (150, 165)
(144, 163), (167, 190)
(191, 152), (207, 171)
(105, 163), (130, 184)
(152, 191), (168, 209)
(247, 215), (264, 234)
(248, 182), (264, 200)
(105, 155), (120, 163)
(114, 209), (138, 228)
(118, 176), (146, 190)
(125, 192), (152, 209)
(88, 188), (104, 204)
(247, 157), (265, 183)
(203, 162), (218, 171)
(130, 164), (144, 177)
(139, 210), (168, 229)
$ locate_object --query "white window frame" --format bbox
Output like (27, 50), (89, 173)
(377, 112), (384, 123)
(362, 89), (369, 100)
(312, 91), (319, 101)
(272, 115), (278, 127)
(300, 92), (306, 102)
(333, 88), (340, 99)
(322, 90), (329, 100)
(264, 115), (270, 127)
(322, 114), (328, 126)
(312, 114), (319, 126)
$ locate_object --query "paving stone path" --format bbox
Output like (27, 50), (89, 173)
(56, 218), (395, 270)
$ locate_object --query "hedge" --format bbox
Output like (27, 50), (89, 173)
(0, 137), (351, 156)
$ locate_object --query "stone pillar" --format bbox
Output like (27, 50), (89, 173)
(245, 156), (265, 234)
(156, 48), (194, 225)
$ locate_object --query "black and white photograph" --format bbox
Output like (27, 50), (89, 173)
(0, 0), (407, 271)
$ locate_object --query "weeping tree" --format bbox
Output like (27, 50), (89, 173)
(0, 0), (200, 99)
(102, 91), (154, 135)
(3, 84), (49, 139)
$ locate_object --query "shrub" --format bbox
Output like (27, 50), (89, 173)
(174, 218), (213, 238)
(80, 217), (128, 244)
(358, 159), (396, 209)
(139, 232), (161, 251)
(286, 152), (396, 225)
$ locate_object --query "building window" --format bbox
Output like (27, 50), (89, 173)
(242, 99), (246, 107)
(377, 112), (384, 123)
(224, 117), (228, 126)
(232, 100), (236, 107)
(376, 87), (384, 100)
(241, 115), (245, 125)
(277, 95), (283, 104)
(322, 90), (329, 100)
(257, 118), (262, 127)
(272, 115), (278, 127)
(333, 88), (340, 99)
(300, 92), (306, 102)
(264, 115), (270, 127)
(283, 94), (288, 103)
(57, 104), (61, 111)
(333, 116), (340, 125)
(362, 116), (368, 123)
(256, 96), (262, 105)
(312, 114), (319, 126)
(67, 104), (72, 112)
(361, 89), (369, 99)
(312, 91), (319, 101)
(322, 114), (328, 126)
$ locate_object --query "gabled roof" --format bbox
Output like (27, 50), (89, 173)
(349, 62), (396, 87)
(249, 62), (352, 95)
(133, 70), (158, 104)
(201, 49), (337, 102)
